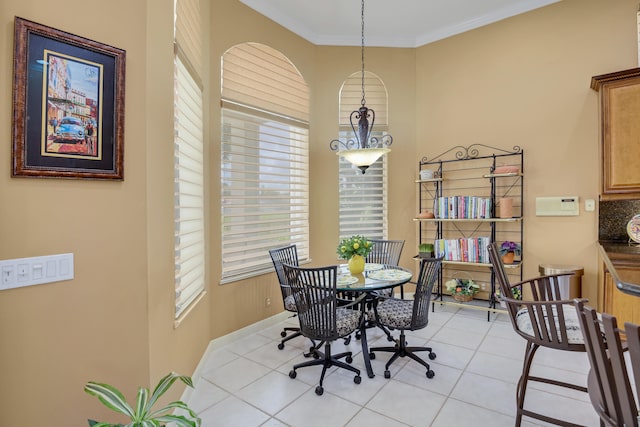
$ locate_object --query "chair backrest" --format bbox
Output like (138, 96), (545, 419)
(575, 300), (638, 427)
(488, 242), (520, 320)
(281, 264), (341, 342)
(624, 321), (640, 420)
(489, 242), (584, 351)
(410, 257), (442, 330)
(269, 244), (299, 285)
(269, 245), (299, 300)
(367, 239), (405, 266)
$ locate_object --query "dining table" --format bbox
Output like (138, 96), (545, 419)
(336, 263), (414, 378)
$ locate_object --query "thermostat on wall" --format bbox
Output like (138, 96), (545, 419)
(535, 196), (580, 216)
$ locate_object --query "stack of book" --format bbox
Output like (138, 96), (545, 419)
(434, 237), (491, 263)
(435, 196), (491, 219)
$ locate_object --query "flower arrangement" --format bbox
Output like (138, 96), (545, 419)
(336, 235), (374, 260)
(499, 241), (521, 256)
(445, 277), (480, 301)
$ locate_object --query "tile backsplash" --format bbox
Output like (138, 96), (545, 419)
(599, 199), (640, 241)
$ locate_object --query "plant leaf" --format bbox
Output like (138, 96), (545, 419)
(145, 372), (193, 412)
(147, 400), (197, 419)
(134, 387), (149, 419)
(155, 414), (201, 427)
(85, 382), (135, 418)
(87, 421), (117, 427)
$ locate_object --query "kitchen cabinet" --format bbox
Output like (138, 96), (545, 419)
(591, 68), (640, 200)
(604, 263), (640, 325)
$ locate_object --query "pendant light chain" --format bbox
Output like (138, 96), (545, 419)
(328, 0), (392, 174)
(360, 0), (366, 107)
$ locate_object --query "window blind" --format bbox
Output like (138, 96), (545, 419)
(338, 72), (389, 239)
(174, 0), (205, 320)
(221, 43), (309, 283)
(338, 133), (388, 239)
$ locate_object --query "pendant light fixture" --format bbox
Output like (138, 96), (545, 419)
(329, 0), (393, 174)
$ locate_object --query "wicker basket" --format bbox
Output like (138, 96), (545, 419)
(453, 293), (474, 302)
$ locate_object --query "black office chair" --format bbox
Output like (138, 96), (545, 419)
(488, 242), (589, 427)
(575, 300), (638, 427)
(368, 257), (442, 379)
(268, 245), (306, 351)
(282, 263), (363, 395)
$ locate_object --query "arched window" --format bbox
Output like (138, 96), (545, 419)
(220, 43), (310, 283)
(338, 71), (389, 239)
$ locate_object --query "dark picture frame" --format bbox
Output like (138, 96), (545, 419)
(12, 17), (126, 180)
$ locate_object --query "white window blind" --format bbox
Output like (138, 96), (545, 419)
(221, 43), (309, 283)
(338, 72), (389, 239)
(174, 0), (205, 320)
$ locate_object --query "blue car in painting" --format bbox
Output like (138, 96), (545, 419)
(54, 116), (85, 143)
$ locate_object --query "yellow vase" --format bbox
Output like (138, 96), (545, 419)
(348, 255), (365, 275)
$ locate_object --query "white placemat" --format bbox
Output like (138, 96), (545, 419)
(338, 263), (384, 272)
(337, 275), (359, 286)
(367, 269), (412, 281)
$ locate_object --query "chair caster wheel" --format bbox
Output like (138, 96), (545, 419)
(387, 335), (394, 342)
(289, 370), (297, 379)
(426, 370), (435, 379)
(315, 386), (324, 395)
(346, 355), (353, 363)
(355, 331), (361, 340)
(384, 370), (391, 379)
(281, 331), (287, 337)
(429, 352), (436, 360)
(344, 336), (351, 345)
(354, 375), (361, 384)
(312, 351), (320, 359)
(369, 352), (376, 360)
(277, 343), (284, 350)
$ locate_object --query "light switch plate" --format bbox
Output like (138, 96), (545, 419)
(0, 253), (74, 290)
(585, 199), (595, 212)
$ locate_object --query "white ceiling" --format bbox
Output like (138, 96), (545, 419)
(239, 0), (561, 48)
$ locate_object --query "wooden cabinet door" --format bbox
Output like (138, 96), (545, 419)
(604, 266), (640, 325)
(591, 68), (640, 200)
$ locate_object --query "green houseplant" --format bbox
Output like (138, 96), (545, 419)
(418, 243), (434, 258)
(84, 371), (201, 427)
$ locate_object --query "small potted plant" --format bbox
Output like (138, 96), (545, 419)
(445, 276), (480, 302)
(84, 371), (201, 427)
(336, 235), (374, 275)
(499, 241), (521, 264)
(418, 243), (434, 258)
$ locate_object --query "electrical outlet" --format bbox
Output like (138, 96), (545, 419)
(266, 297), (271, 307)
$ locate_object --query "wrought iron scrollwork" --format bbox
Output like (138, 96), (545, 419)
(420, 144), (521, 164)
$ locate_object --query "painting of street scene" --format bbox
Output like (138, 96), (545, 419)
(43, 51), (102, 159)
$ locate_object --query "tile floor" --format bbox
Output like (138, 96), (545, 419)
(183, 303), (599, 427)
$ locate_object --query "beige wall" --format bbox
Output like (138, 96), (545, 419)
(416, 0), (639, 305)
(0, 0), (637, 424)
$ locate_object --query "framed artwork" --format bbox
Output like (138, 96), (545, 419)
(12, 17), (126, 180)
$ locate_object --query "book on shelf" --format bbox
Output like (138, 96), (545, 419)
(434, 196), (491, 219)
(434, 237), (490, 263)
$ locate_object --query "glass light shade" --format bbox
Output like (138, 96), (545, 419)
(337, 147), (390, 173)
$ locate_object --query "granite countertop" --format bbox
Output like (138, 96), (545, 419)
(598, 242), (640, 297)
(599, 240), (640, 256)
